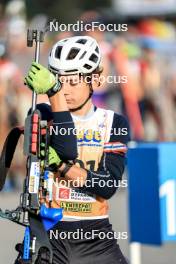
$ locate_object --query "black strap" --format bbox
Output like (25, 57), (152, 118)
(29, 212), (53, 264)
(0, 126), (24, 191)
(60, 163), (73, 178)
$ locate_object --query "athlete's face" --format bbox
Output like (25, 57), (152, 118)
(59, 74), (90, 110)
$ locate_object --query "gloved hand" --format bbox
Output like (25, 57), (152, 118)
(40, 143), (62, 168)
(25, 62), (60, 95)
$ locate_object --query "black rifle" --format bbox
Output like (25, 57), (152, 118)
(0, 21), (62, 264)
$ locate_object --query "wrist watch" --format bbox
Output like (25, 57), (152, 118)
(60, 163), (73, 178)
(47, 81), (62, 97)
(58, 162), (73, 178)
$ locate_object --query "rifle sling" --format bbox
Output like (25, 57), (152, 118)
(0, 126), (24, 191)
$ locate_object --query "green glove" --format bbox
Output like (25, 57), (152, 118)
(25, 62), (57, 94)
(41, 144), (61, 167)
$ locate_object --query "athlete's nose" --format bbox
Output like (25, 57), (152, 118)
(62, 82), (72, 96)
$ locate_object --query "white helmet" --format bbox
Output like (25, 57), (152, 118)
(48, 36), (101, 75)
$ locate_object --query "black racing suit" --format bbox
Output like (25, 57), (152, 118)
(15, 105), (130, 264)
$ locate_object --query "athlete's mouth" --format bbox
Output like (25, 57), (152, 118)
(66, 99), (74, 103)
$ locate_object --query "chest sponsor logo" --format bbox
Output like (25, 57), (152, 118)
(77, 129), (102, 143)
(59, 188), (70, 199)
(70, 189), (96, 202)
(60, 201), (92, 213)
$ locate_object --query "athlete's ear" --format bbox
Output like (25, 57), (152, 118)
(91, 73), (102, 89)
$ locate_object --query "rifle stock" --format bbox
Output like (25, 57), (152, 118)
(0, 21), (63, 264)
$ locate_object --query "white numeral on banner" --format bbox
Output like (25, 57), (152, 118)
(160, 180), (176, 236)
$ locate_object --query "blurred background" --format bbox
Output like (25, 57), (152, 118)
(0, 0), (176, 263)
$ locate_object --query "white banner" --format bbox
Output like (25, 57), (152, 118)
(113, 0), (176, 15)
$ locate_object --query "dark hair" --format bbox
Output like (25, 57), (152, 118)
(80, 65), (103, 85)
(92, 65), (103, 75)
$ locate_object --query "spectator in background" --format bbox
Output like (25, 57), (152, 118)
(79, 11), (111, 108)
(0, 39), (24, 191)
(161, 61), (176, 141)
(0, 40), (22, 138)
(111, 37), (144, 141)
(139, 38), (164, 141)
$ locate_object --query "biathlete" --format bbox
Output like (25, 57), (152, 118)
(15, 36), (130, 264)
